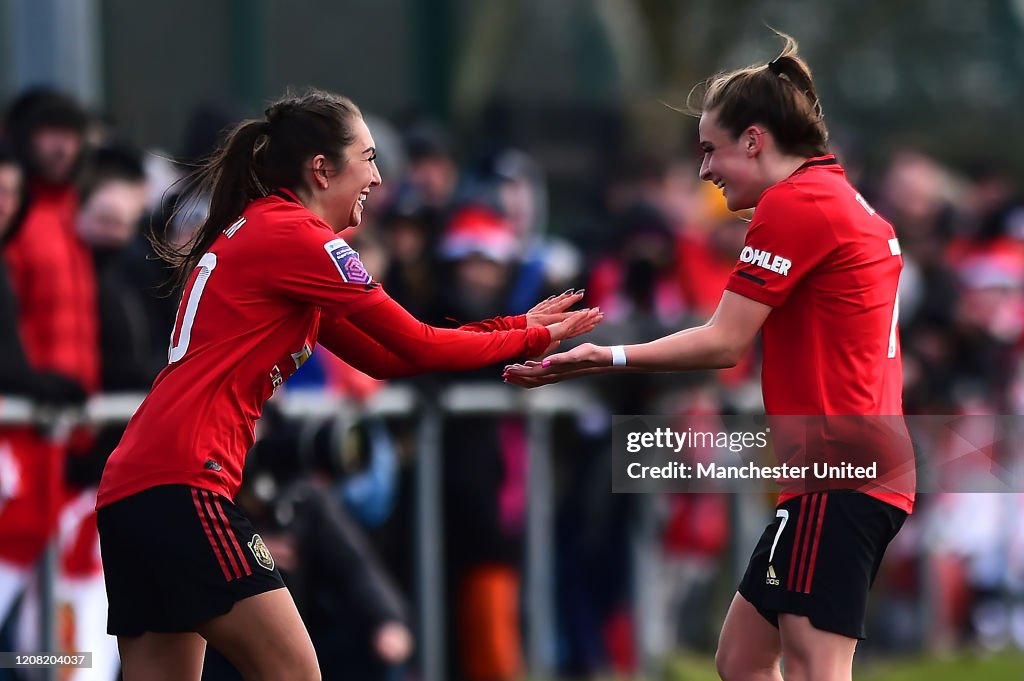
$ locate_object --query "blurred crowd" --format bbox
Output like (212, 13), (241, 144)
(0, 87), (1023, 681)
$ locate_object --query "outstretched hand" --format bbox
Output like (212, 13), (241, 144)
(525, 289), (586, 328)
(505, 342), (610, 387)
(536, 309), (603, 357)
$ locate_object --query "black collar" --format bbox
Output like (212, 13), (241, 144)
(796, 155), (838, 171)
(271, 188), (301, 204)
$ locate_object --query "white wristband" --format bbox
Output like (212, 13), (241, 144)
(610, 345), (627, 367)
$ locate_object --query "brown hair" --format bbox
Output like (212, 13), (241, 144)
(155, 89), (362, 289)
(695, 31), (828, 158)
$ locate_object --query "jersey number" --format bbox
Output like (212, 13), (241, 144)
(885, 236), (902, 359)
(168, 252), (217, 363)
(769, 508), (789, 563)
(887, 287), (900, 359)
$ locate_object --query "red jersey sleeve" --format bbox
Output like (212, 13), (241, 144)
(269, 219), (388, 316)
(318, 298), (550, 377)
(455, 314), (527, 332)
(725, 187), (838, 307)
(317, 315), (420, 379)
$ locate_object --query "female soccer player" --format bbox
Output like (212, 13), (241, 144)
(505, 33), (913, 681)
(95, 90), (601, 681)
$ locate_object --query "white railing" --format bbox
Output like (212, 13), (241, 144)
(1, 382), (601, 681)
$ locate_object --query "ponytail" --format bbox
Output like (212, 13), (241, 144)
(764, 33), (825, 131)
(153, 119), (269, 290)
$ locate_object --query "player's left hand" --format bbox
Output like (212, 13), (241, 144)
(525, 289), (585, 327)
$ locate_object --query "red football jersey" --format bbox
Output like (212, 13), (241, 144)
(97, 192), (549, 508)
(725, 156), (914, 513)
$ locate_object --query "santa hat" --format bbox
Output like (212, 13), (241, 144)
(439, 204), (520, 263)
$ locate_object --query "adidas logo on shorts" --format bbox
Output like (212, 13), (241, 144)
(766, 564), (781, 586)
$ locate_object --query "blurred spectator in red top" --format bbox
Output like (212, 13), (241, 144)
(675, 182), (747, 317)
(586, 202), (684, 326)
(3, 88), (98, 393)
(673, 182), (758, 392)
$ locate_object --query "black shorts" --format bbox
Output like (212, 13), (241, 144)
(97, 484), (285, 637)
(737, 490), (906, 639)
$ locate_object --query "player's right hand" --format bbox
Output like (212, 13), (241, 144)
(504, 342), (608, 388)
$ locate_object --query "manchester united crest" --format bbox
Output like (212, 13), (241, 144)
(248, 533), (275, 571)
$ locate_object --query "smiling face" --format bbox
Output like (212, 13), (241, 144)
(698, 110), (766, 212)
(319, 116), (381, 231)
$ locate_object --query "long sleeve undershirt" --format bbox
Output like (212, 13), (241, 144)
(317, 297), (541, 380)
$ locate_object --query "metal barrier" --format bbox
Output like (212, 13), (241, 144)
(7, 386), (985, 678)
(0, 382), (601, 681)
